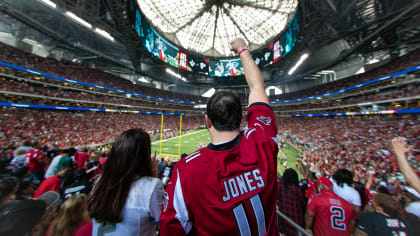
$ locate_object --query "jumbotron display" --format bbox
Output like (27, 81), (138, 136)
(128, 0), (299, 77)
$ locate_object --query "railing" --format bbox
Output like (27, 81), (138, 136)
(276, 210), (312, 236)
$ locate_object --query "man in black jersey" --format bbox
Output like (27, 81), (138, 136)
(355, 193), (414, 236)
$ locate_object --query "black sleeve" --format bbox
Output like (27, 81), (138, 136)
(357, 213), (373, 234)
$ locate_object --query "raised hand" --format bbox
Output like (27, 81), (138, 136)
(229, 37), (247, 55)
(391, 137), (412, 157)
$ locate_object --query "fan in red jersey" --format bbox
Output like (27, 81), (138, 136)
(305, 177), (355, 236)
(25, 141), (48, 182)
(159, 38), (279, 236)
(75, 148), (89, 169)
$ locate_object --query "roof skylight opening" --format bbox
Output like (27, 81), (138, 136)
(137, 0), (298, 57)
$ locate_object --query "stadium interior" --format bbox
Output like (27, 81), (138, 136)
(0, 0), (419, 235)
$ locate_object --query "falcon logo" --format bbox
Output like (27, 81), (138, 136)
(163, 192), (169, 211)
(257, 116), (271, 125)
(189, 59), (195, 67)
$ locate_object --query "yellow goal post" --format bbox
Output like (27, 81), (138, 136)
(159, 114), (183, 158)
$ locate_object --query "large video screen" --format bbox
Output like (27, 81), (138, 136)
(209, 59), (244, 77)
(140, 22), (181, 69)
(281, 13), (299, 57)
(128, 0), (299, 77)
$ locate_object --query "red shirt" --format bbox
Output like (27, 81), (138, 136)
(25, 149), (46, 173)
(76, 151), (89, 168)
(33, 175), (61, 198)
(74, 221), (92, 236)
(307, 189), (355, 236)
(159, 103), (279, 236)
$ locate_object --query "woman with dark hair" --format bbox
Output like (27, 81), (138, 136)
(353, 182), (368, 210)
(89, 129), (163, 236)
(277, 168), (306, 236)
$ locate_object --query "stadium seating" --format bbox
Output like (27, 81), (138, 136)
(278, 117), (420, 182)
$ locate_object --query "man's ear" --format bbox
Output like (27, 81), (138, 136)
(205, 114), (212, 129)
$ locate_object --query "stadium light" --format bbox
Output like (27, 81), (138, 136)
(288, 53), (309, 75)
(202, 88), (215, 97)
(166, 68), (181, 78)
(94, 28), (114, 42)
(355, 67), (365, 75)
(138, 76), (150, 83)
(65, 11), (92, 29)
(40, 0), (56, 8)
(166, 68), (187, 81)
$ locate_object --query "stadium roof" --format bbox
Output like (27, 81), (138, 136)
(0, 0), (418, 88)
(137, 0), (298, 57)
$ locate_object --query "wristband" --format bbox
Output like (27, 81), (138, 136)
(238, 48), (248, 56)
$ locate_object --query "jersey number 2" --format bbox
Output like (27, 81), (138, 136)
(233, 194), (266, 236)
(330, 206), (346, 230)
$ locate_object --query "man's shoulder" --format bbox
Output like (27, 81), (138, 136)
(177, 148), (208, 168)
(26, 149), (35, 155)
(327, 191), (354, 208)
(309, 193), (323, 202)
(174, 148), (216, 181)
(312, 191), (338, 205)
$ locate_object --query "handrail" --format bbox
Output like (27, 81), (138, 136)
(276, 210), (312, 236)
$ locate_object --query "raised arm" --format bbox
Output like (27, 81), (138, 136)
(230, 38), (269, 106)
(392, 137), (420, 193)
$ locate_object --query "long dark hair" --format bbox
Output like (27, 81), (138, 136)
(89, 129), (155, 224)
(353, 182), (367, 210)
(332, 168), (353, 187)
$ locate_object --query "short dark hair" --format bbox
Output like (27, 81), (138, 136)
(23, 140), (31, 146)
(378, 186), (390, 195)
(281, 168), (299, 186)
(0, 177), (18, 202)
(206, 91), (242, 131)
(332, 168), (353, 187)
(89, 129), (155, 224)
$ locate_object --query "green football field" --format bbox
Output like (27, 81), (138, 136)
(279, 143), (304, 179)
(151, 129), (211, 159)
(152, 130), (302, 178)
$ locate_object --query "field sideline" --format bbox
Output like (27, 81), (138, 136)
(152, 130), (302, 178)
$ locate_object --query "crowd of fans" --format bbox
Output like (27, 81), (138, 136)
(0, 70), (198, 112)
(0, 109), (203, 149)
(268, 48), (420, 102)
(273, 81), (419, 113)
(2, 66), (418, 115)
(278, 117), (419, 180)
(1, 117), (419, 235)
(1, 42), (419, 113)
(276, 116), (420, 235)
(0, 36), (419, 236)
(0, 42), (204, 103)
(0, 41), (418, 122)
(277, 135), (420, 235)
